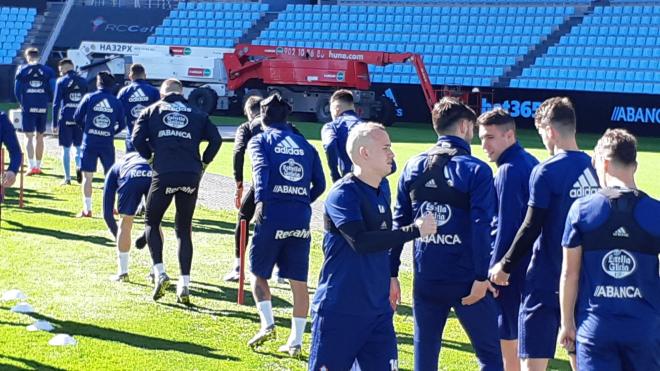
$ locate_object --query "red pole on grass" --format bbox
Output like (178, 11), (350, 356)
(0, 149), (4, 228)
(19, 151), (24, 208)
(238, 219), (247, 305)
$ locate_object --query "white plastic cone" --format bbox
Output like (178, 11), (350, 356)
(48, 334), (77, 346)
(2, 289), (27, 301)
(27, 320), (54, 332)
(10, 302), (34, 313)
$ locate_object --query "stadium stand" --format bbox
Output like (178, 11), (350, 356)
(254, 4), (575, 87)
(512, 4), (660, 94)
(0, 7), (37, 65)
(147, 1), (269, 48)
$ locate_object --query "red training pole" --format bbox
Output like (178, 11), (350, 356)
(19, 151), (24, 208)
(237, 219), (247, 305)
(0, 149), (4, 228)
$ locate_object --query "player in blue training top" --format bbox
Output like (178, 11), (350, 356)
(478, 108), (539, 371)
(103, 151), (153, 282)
(246, 93), (325, 357)
(0, 112), (22, 189)
(52, 58), (87, 185)
(309, 123), (436, 371)
(559, 129), (660, 371)
(490, 97), (599, 371)
(73, 72), (126, 218)
(14, 47), (55, 175)
(391, 97), (502, 371)
(116, 64), (159, 152)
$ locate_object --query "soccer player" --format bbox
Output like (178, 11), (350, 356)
(132, 78), (222, 304)
(52, 58), (87, 185)
(116, 64), (159, 152)
(103, 151), (153, 282)
(490, 97), (599, 371)
(14, 47), (55, 175)
(321, 89), (364, 182)
(478, 108), (539, 371)
(390, 97), (502, 371)
(309, 122), (436, 370)
(559, 128), (659, 371)
(559, 128), (660, 371)
(1, 112), (22, 188)
(246, 94), (325, 357)
(73, 72), (126, 218)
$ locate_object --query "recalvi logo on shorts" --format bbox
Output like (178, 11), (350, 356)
(275, 229), (310, 239)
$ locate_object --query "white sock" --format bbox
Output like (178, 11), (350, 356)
(29, 159), (36, 169)
(178, 275), (190, 289)
(153, 263), (165, 276)
(36, 160), (41, 168)
(117, 252), (129, 275)
(256, 300), (274, 330)
(83, 197), (92, 212)
(234, 258), (240, 269)
(287, 316), (307, 346)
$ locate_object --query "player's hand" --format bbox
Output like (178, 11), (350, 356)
(489, 262), (510, 286)
(389, 277), (401, 311)
(461, 280), (495, 305)
(559, 323), (577, 354)
(146, 156), (154, 166)
(234, 183), (243, 209)
(1, 171), (16, 188)
(415, 213), (437, 238)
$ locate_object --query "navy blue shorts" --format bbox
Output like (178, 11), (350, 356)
(308, 310), (398, 371)
(518, 291), (560, 359)
(58, 120), (82, 147)
(81, 146), (115, 174)
(117, 178), (151, 216)
(494, 279), (524, 340)
(21, 111), (47, 133)
(249, 202), (311, 282)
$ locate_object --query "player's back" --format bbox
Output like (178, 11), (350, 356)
(117, 80), (159, 125)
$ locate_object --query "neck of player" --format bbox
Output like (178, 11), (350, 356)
(553, 136), (579, 153)
(353, 166), (382, 189)
(604, 170), (637, 190)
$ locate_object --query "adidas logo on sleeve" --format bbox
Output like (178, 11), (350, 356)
(569, 168), (599, 198)
(274, 136), (305, 156)
(612, 227), (630, 238)
(93, 99), (114, 113)
(128, 88), (151, 103)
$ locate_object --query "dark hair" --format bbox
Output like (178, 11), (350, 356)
(595, 128), (637, 167)
(330, 89), (354, 105)
(534, 97), (576, 134)
(477, 107), (515, 131)
(432, 97), (476, 134)
(58, 58), (74, 67)
(96, 71), (115, 88)
(260, 93), (289, 125)
(129, 64), (146, 78)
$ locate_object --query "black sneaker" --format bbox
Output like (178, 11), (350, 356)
(176, 286), (191, 306)
(247, 324), (276, 349)
(76, 168), (82, 184)
(110, 273), (129, 282)
(152, 273), (171, 301)
(135, 234), (147, 250)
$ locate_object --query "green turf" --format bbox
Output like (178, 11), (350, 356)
(2, 105), (659, 370)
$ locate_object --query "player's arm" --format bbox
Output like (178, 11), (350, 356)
(114, 103), (126, 134)
(51, 79), (63, 127)
(201, 115), (222, 167)
(132, 108), (153, 161)
(309, 147), (326, 203)
(47, 68), (56, 100)
(13, 68), (22, 104)
(470, 164), (497, 281)
(321, 123), (341, 182)
(248, 136), (269, 204)
(559, 201), (583, 353)
(489, 164), (521, 266)
(1, 116), (22, 174)
(390, 162), (415, 277)
(73, 95), (88, 128)
(102, 165), (120, 238)
(232, 122), (250, 184)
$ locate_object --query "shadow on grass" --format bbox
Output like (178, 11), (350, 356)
(191, 282), (293, 309)
(2, 220), (114, 247)
(7, 312), (241, 362)
(0, 355), (66, 371)
(158, 217), (235, 235)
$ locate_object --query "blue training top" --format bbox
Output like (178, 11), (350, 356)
(312, 175), (393, 316)
(0, 113), (22, 173)
(116, 79), (159, 132)
(52, 70), (88, 126)
(14, 63), (56, 113)
(74, 88), (126, 149)
(321, 110), (363, 181)
(391, 135), (496, 282)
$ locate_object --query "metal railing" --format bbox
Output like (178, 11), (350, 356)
(40, 0), (75, 65)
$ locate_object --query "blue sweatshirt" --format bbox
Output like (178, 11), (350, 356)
(74, 88), (126, 149)
(14, 63), (56, 112)
(52, 70), (88, 126)
(0, 113), (22, 173)
(116, 79), (159, 133)
(321, 110), (363, 181)
(391, 135), (496, 282)
(248, 122), (325, 205)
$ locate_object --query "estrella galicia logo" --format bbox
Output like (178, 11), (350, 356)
(163, 112), (189, 129)
(69, 92), (82, 102)
(421, 201), (451, 227)
(29, 80), (42, 88)
(279, 159), (304, 182)
(611, 106), (660, 124)
(93, 114), (111, 129)
(602, 249), (636, 279)
(130, 104), (145, 119)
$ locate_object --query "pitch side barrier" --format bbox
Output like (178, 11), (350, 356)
(377, 84), (660, 137)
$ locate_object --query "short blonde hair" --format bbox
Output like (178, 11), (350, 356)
(160, 78), (183, 95)
(346, 122), (386, 162)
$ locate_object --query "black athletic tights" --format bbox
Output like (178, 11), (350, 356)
(145, 172), (201, 275)
(234, 186), (256, 258)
